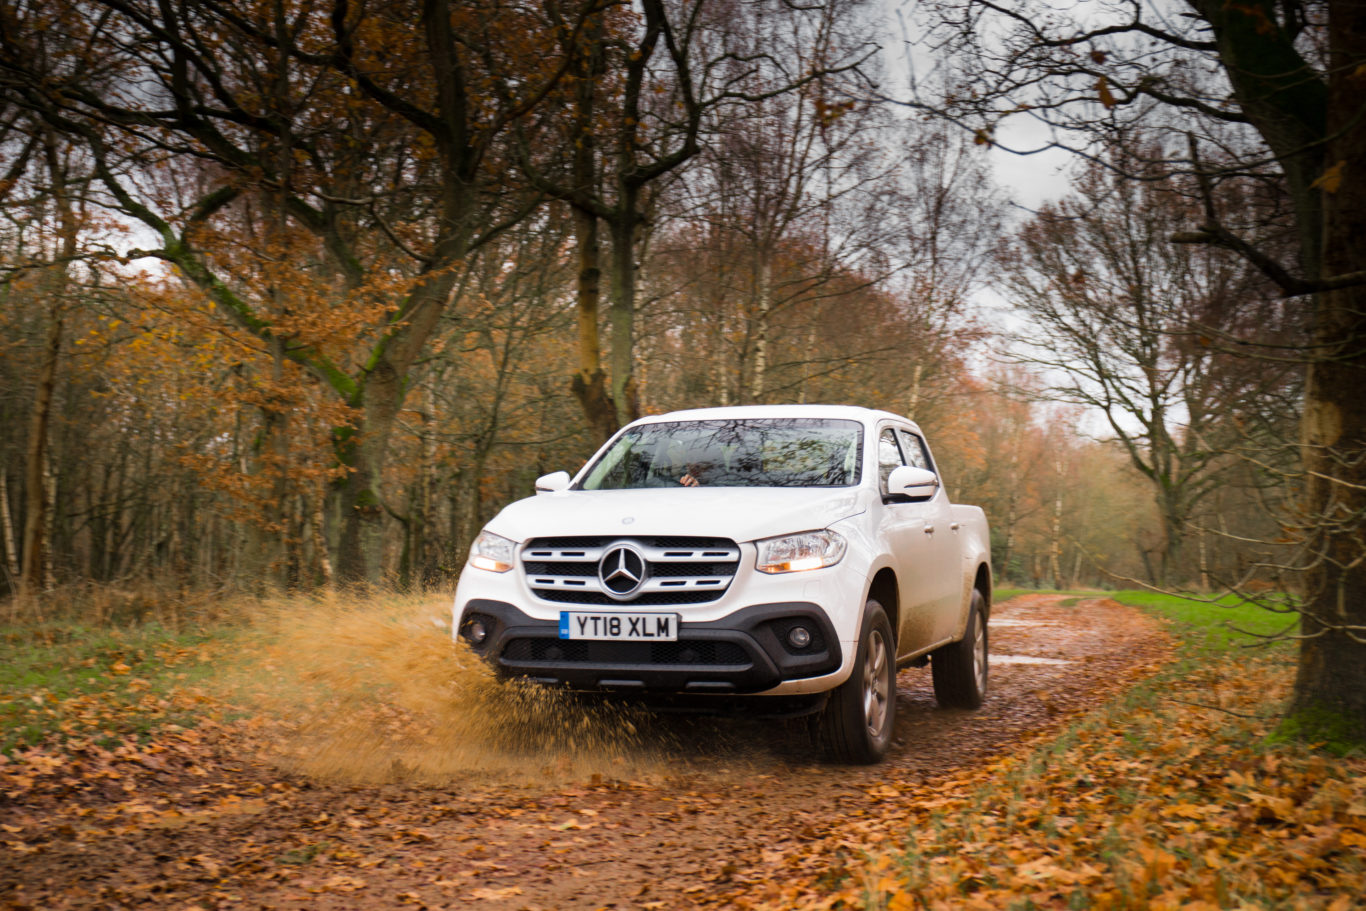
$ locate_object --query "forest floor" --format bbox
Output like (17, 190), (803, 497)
(1, 593), (1183, 909)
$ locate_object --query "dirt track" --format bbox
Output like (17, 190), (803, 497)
(1, 595), (1172, 910)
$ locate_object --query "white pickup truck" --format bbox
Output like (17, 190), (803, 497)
(452, 404), (992, 763)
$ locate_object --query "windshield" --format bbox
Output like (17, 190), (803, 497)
(578, 418), (863, 490)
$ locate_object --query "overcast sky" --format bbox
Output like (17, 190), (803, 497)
(881, 0), (1077, 212)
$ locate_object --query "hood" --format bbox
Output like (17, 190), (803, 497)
(484, 486), (868, 544)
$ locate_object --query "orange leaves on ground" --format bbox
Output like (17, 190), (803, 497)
(713, 651), (1365, 910)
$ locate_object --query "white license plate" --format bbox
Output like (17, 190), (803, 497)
(559, 612), (679, 641)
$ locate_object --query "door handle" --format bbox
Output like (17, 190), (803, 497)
(923, 525), (935, 535)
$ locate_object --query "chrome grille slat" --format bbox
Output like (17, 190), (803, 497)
(523, 546), (610, 561)
(521, 536), (740, 605)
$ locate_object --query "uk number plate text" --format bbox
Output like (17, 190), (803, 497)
(559, 612), (679, 641)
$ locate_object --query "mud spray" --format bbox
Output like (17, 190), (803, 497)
(221, 591), (700, 785)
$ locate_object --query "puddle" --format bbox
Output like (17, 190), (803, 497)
(991, 654), (1072, 666)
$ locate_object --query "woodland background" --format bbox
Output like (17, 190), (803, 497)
(3, 6), (1365, 905)
(0, 0), (1316, 605)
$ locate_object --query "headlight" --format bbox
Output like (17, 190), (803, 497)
(755, 530), (847, 574)
(468, 530), (516, 573)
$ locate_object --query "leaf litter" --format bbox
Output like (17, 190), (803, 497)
(10, 593), (1353, 909)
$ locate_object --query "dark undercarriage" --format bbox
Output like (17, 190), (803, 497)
(458, 599), (843, 702)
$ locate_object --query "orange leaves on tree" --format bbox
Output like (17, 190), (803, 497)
(1312, 160), (1346, 194)
(1097, 76), (1118, 110)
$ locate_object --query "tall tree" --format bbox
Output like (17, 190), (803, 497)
(900, 0), (1366, 736)
(0, 91), (86, 595)
(999, 156), (1296, 586)
(515, 0), (874, 439)
(0, 0), (577, 580)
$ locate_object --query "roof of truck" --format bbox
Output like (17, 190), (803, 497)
(630, 404), (920, 431)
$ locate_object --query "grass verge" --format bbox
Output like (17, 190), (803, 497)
(0, 622), (228, 757)
(1107, 589), (1299, 651)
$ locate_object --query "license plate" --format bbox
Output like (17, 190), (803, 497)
(559, 612), (679, 641)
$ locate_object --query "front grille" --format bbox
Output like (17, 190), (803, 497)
(536, 589), (726, 606)
(503, 637), (750, 666)
(521, 536), (740, 605)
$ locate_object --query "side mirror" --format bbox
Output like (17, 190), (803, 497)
(886, 465), (938, 500)
(534, 470), (571, 495)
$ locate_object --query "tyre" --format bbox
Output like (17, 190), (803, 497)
(818, 599), (895, 764)
(931, 588), (988, 709)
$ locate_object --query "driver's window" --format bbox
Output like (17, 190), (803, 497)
(877, 428), (904, 492)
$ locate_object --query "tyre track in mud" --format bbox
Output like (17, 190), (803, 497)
(1, 595), (1173, 910)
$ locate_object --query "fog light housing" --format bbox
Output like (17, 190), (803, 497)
(787, 626), (811, 649)
(464, 617), (489, 645)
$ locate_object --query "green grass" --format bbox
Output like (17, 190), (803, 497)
(1105, 589), (1298, 653)
(996, 586), (1299, 654)
(992, 587), (1067, 602)
(0, 622), (230, 756)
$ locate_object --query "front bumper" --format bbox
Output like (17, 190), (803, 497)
(459, 599), (842, 694)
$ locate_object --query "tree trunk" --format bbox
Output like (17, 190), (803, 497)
(1157, 484), (1185, 589)
(1198, 526), (1210, 592)
(336, 359), (404, 583)
(608, 212), (641, 429)
(905, 364), (923, 421)
(750, 253), (772, 403)
(566, 15), (618, 444)
(42, 449), (57, 589)
(20, 310), (62, 597)
(1289, 0), (1366, 738)
(417, 383), (436, 585)
(0, 467), (18, 592)
(1138, 546), (1158, 588)
(1049, 459), (1064, 590)
(333, 249), (465, 583)
(268, 334), (290, 588)
(311, 486), (333, 589)
(571, 206), (617, 442)
(20, 132), (76, 597)
(713, 282), (731, 405)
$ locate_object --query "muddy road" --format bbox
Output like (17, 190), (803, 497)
(2, 595), (1172, 909)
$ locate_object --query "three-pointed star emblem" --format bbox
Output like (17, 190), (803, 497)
(599, 544), (647, 598)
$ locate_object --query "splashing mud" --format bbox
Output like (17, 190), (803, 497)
(223, 591), (678, 785)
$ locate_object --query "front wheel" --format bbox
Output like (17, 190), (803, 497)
(818, 599), (895, 764)
(931, 588), (988, 709)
